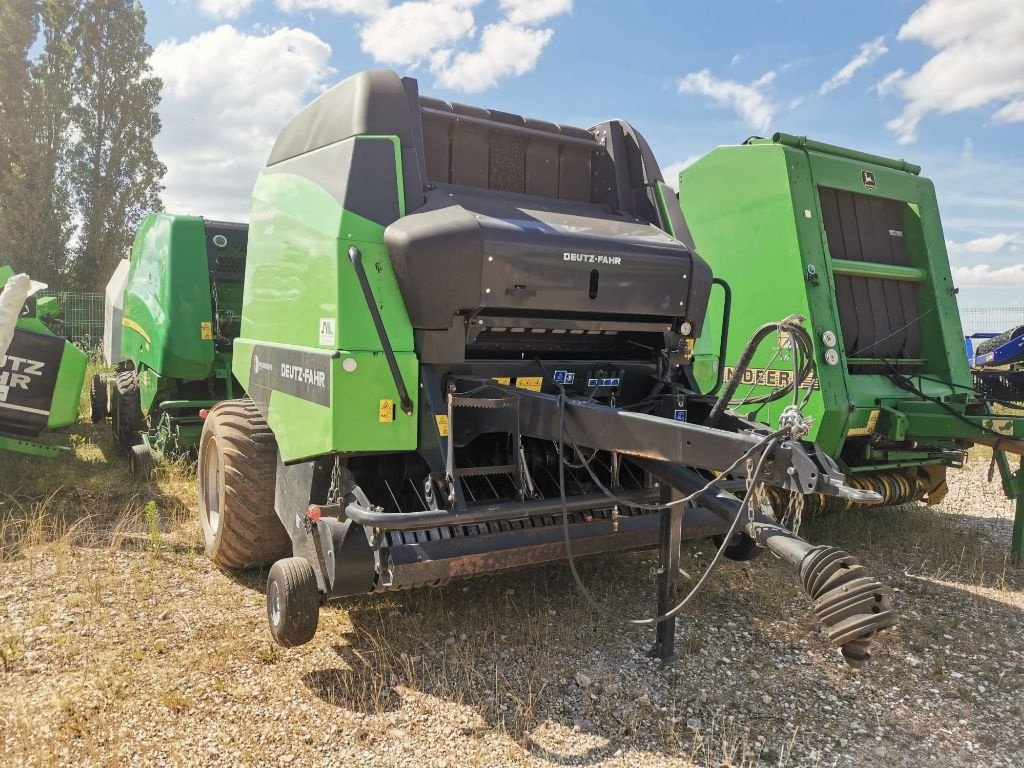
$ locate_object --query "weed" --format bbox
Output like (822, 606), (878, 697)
(256, 644), (281, 665)
(0, 633), (21, 672)
(143, 500), (161, 557)
(159, 689), (190, 712)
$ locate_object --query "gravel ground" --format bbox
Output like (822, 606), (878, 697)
(1, 446), (1023, 767)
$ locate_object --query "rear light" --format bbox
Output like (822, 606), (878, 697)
(307, 505), (321, 522)
(199, 409), (210, 419)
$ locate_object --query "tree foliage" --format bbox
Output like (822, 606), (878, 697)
(0, 0), (163, 290)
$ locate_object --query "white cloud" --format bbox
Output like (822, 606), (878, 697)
(498, 0), (571, 25)
(272, 0), (570, 91)
(660, 156), (701, 192)
(274, 0), (386, 13)
(197, 0), (253, 19)
(677, 69), (776, 133)
(946, 233), (1019, 257)
(873, 68), (905, 97)
(952, 264), (1024, 288)
(152, 25), (335, 221)
(433, 21), (553, 93)
(886, 0), (1024, 143)
(359, 1), (479, 66)
(820, 36), (888, 95)
(993, 99), (1024, 124)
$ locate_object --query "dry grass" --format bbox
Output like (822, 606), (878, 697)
(1, 397), (1023, 766)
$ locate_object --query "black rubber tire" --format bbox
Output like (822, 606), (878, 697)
(197, 398), (290, 570)
(129, 443), (154, 481)
(111, 370), (143, 449)
(976, 325), (1024, 358)
(266, 557), (320, 648)
(89, 374), (109, 423)
(711, 531), (762, 562)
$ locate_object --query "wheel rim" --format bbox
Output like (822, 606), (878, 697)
(203, 440), (221, 534)
(269, 581), (282, 628)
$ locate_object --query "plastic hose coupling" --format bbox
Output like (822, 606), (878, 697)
(799, 545), (899, 668)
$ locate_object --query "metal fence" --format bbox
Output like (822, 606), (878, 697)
(960, 308), (1024, 336)
(38, 290), (104, 348)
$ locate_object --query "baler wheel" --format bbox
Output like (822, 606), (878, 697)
(266, 557), (320, 647)
(89, 374), (109, 423)
(111, 370), (143, 449)
(197, 399), (290, 570)
(129, 443), (154, 481)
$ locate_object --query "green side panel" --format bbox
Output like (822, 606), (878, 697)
(0, 434), (68, 457)
(1, 265), (87, 429)
(45, 342), (87, 428)
(235, 135), (418, 460)
(681, 145), (837, 447)
(233, 339), (418, 461)
(136, 365), (164, 417)
(240, 137), (413, 353)
(121, 213), (215, 383)
(679, 138), (974, 467)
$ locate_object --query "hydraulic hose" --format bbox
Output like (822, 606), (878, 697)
(706, 318), (814, 427)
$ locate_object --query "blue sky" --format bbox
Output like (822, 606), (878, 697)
(143, 0), (1023, 307)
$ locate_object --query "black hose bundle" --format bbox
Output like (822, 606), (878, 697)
(707, 316), (815, 427)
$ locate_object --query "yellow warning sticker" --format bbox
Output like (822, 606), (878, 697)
(847, 408), (880, 437)
(515, 376), (543, 392)
(722, 367), (819, 390)
(200, 321), (213, 340)
(379, 399), (394, 423)
(493, 377), (511, 385)
(435, 414), (449, 437)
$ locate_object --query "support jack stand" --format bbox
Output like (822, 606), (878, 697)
(649, 497), (683, 663)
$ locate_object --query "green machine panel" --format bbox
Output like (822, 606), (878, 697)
(678, 133), (971, 471)
(122, 213), (216, 385)
(234, 135), (418, 461)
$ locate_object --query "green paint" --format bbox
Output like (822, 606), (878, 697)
(0, 264), (87, 437)
(122, 213), (216, 394)
(677, 136), (990, 475)
(0, 434), (69, 457)
(830, 259), (927, 282)
(118, 213), (241, 454)
(235, 135), (418, 461)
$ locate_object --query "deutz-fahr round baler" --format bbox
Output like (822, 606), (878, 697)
(197, 71), (896, 665)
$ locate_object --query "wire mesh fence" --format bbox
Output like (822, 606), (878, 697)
(38, 290), (104, 349)
(960, 307), (1024, 336)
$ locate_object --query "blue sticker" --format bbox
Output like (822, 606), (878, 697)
(674, 409), (688, 422)
(554, 370), (567, 384)
(587, 378), (599, 387)
(565, 372), (575, 384)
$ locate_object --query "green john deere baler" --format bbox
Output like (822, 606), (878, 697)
(196, 71), (901, 665)
(98, 213), (247, 476)
(677, 133), (1024, 555)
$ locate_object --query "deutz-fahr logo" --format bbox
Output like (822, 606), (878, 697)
(563, 251), (622, 266)
(0, 354), (46, 402)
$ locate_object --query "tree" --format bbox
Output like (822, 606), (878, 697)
(0, 0), (42, 276)
(70, 0), (164, 288)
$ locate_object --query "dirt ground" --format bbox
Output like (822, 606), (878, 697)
(1, 420), (1022, 767)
